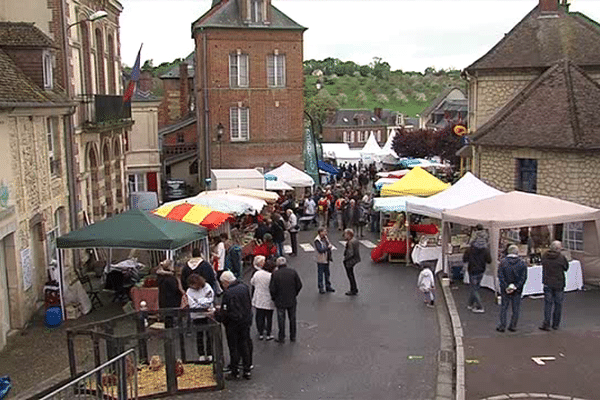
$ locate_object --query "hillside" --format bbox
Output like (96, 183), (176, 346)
(304, 58), (466, 118)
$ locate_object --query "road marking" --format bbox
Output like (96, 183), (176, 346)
(407, 355), (423, 360)
(465, 359), (479, 364)
(532, 356), (556, 365)
(360, 239), (377, 248)
(339, 240), (346, 247)
(300, 243), (314, 252)
(284, 245), (292, 254)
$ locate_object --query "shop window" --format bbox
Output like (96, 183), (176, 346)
(128, 173), (145, 193)
(267, 54), (285, 87)
(230, 107), (249, 141)
(229, 53), (249, 88)
(515, 158), (537, 193)
(563, 222), (583, 251)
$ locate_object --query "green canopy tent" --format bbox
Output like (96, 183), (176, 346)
(56, 209), (208, 319)
(57, 209), (208, 250)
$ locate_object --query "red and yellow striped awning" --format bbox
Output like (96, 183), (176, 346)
(153, 203), (232, 230)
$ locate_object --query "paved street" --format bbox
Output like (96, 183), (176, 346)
(451, 282), (600, 400)
(1, 227), (441, 400)
(197, 227), (440, 399)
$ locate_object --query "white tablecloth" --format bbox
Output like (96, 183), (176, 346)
(411, 245), (441, 265)
(464, 260), (583, 296)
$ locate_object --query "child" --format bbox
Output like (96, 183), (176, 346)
(417, 266), (435, 308)
(186, 274), (215, 362)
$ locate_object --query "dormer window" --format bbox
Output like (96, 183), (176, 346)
(43, 51), (53, 89)
(251, 0), (263, 23)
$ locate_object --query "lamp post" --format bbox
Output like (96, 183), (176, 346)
(67, 10), (108, 29)
(216, 123), (224, 168)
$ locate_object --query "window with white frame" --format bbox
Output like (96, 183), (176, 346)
(376, 130), (381, 141)
(229, 53), (249, 88)
(358, 131), (366, 143)
(47, 117), (60, 176)
(350, 131), (355, 143)
(43, 51), (53, 89)
(267, 54), (286, 87)
(343, 131), (349, 143)
(563, 222), (584, 251)
(251, 0), (263, 23)
(230, 107), (249, 141)
(128, 173), (146, 193)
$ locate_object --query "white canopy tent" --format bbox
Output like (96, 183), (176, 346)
(360, 133), (382, 164)
(441, 191), (600, 286)
(406, 172), (503, 219)
(266, 179), (294, 191)
(210, 169), (265, 190)
(268, 162), (315, 188)
(322, 143), (361, 165)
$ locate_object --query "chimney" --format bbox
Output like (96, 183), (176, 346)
(374, 107), (382, 119)
(179, 63), (189, 118)
(138, 71), (153, 94)
(539, 0), (559, 12)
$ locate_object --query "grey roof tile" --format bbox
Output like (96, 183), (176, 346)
(0, 22), (56, 48)
(473, 60), (600, 149)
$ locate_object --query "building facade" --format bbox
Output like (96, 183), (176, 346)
(0, 22), (72, 349)
(322, 109), (387, 149)
(192, 0), (306, 186)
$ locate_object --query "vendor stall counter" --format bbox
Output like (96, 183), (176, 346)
(463, 260), (583, 296)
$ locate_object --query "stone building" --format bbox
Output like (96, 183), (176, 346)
(3, 0), (132, 226)
(192, 0), (306, 186)
(461, 0), (600, 256)
(419, 87), (467, 130)
(322, 109), (387, 149)
(0, 23), (72, 349)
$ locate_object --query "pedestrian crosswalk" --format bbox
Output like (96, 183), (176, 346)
(296, 239), (376, 253)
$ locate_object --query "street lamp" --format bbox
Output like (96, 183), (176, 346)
(68, 10), (108, 29)
(216, 123), (224, 168)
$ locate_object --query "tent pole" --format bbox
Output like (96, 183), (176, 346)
(405, 212), (410, 265)
(58, 249), (66, 321)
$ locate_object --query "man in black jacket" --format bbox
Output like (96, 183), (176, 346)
(463, 225), (492, 313)
(214, 271), (252, 379)
(269, 257), (303, 343)
(343, 228), (361, 296)
(539, 241), (570, 331)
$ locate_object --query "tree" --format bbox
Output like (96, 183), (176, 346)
(306, 89), (339, 134)
(392, 124), (463, 170)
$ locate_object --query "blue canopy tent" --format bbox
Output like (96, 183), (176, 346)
(318, 160), (339, 175)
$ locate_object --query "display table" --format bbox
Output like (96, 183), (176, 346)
(464, 260), (583, 296)
(411, 245), (441, 265)
(130, 287), (159, 311)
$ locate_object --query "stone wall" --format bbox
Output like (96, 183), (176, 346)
(476, 146), (600, 208)
(468, 72), (540, 131)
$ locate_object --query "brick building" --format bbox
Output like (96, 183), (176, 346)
(322, 109), (387, 149)
(192, 0), (306, 186)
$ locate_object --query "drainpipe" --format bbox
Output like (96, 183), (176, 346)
(59, 0), (79, 233)
(201, 29), (211, 189)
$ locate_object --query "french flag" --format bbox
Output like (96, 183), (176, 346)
(123, 44), (142, 103)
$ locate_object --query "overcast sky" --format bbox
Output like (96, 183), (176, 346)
(120, 0), (600, 72)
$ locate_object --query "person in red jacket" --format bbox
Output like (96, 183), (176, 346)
(253, 233), (277, 259)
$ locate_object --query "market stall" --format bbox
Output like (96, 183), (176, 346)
(56, 209), (209, 320)
(267, 162), (314, 189)
(441, 191), (600, 292)
(165, 192), (266, 215)
(206, 187), (279, 202)
(359, 133), (382, 165)
(404, 172), (504, 270)
(210, 168), (265, 190)
(380, 166), (450, 197)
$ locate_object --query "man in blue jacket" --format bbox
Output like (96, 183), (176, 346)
(496, 245), (528, 332)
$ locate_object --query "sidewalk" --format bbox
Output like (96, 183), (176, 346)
(0, 294), (124, 399)
(449, 281), (600, 400)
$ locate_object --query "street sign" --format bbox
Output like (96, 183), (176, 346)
(532, 356), (556, 365)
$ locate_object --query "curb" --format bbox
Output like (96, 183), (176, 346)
(440, 277), (465, 400)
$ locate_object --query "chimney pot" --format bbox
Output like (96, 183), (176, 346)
(540, 0), (559, 12)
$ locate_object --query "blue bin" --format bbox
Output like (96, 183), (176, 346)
(44, 306), (62, 328)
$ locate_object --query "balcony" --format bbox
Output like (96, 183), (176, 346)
(163, 143), (197, 156)
(78, 94), (132, 129)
